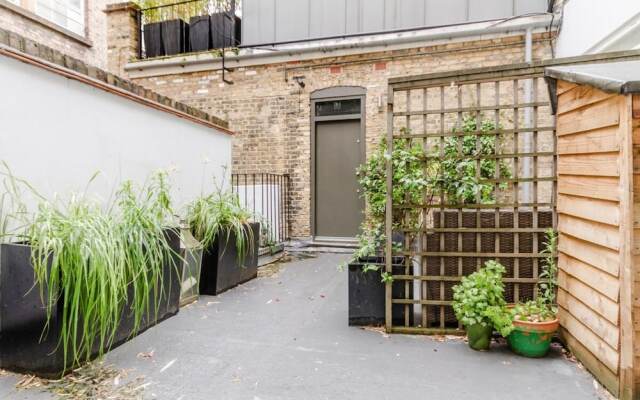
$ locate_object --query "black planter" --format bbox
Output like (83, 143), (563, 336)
(162, 19), (189, 56)
(210, 13), (241, 49)
(189, 15), (211, 52)
(0, 229), (183, 377)
(143, 21), (164, 58)
(199, 222), (260, 295)
(348, 256), (411, 326)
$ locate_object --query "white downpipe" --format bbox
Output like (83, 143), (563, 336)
(522, 28), (534, 204)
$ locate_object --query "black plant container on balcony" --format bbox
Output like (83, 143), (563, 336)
(348, 256), (412, 326)
(162, 19), (189, 55)
(189, 15), (211, 52)
(210, 12), (241, 49)
(199, 222), (260, 295)
(143, 21), (164, 58)
(0, 229), (183, 378)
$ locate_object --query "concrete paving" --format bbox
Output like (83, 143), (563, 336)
(1, 253), (601, 400)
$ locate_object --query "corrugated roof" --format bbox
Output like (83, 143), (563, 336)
(545, 60), (640, 94)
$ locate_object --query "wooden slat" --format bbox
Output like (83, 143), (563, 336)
(559, 253), (619, 300)
(557, 80), (578, 95)
(557, 125), (620, 155)
(557, 96), (620, 136)
(558, 233), (619, 277)
(557, 174), (620, 202)
(558, 270), (619, 325)
(560, 327), (620, 397)
(558, 289), (619, 349)
(558, 194), (620, 226)
(558, 152), (620, 177)
(557, 84), (616, 115)
(558, 214), (621, 251)
(558, 307), (619, 373)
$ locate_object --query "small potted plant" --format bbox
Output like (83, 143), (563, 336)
(481, 230), (559, 357)
(187, 187), (259, 295)
(452, 260), (507, 351)
(508, 229), (559, 357)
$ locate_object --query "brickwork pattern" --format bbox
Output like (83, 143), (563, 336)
(108, 25), (554, 238)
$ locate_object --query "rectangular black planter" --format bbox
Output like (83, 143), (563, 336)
(348, 256), (412, 326)
(189, 15), (211, 52)
(0, 229), (183, 378)
(162, 19), (189, 56)
(199, 222), (260, 295)
(143, 21), (164, 58)
(210, 13), (241, 48)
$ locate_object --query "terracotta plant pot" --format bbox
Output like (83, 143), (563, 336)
(508, 318), (559, 357)
(466, 323), (493, 351)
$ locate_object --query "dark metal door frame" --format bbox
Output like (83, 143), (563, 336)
(310, 86), (366, 241)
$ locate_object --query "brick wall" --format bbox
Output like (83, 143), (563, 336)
(107, 17), (554, 238)
(0, 0), (108, 68)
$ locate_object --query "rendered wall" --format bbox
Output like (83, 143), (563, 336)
(0, 54), (231, 213)
(555, 0), (640, 57)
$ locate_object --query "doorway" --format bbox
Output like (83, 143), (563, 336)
(311, 87), (365, 241)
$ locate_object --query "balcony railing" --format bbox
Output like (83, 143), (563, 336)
(231, 173), (291, 247)
(138, 0), (240, 59)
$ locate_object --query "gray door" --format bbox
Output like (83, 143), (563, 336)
(315, 119), (364, 238)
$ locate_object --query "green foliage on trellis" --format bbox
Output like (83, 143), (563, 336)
(430, 116), (512, 204)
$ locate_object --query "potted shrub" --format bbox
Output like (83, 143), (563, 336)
(452, 260), (508, 351)
(187, 189), (259, 295)
(346, 136), (428, 325)
(0, 172), (182, 377)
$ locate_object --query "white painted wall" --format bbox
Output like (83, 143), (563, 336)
(556, 0), (640, 57)
(0, 54), (231, 216)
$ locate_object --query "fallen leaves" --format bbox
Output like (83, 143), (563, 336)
(11, 362), (147, 400)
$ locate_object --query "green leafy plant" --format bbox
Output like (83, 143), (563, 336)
(345, 134), (430, 280)
(538, 228), (558, 307)
(452, 260), (507, 328)
(25, 171), (178, 372)
(485, 305), (514, 337)
(431, 116), (511, 204)
(187, 187), (254, 267)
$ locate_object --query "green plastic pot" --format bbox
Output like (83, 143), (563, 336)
(466, 323), (493, 351)
(508, 318), (558, 357)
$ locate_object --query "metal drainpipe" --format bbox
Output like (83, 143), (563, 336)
(522, 27), (533, 204)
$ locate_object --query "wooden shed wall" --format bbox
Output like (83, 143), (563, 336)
(555, 80), (636, 398)
(631, 98), (640, 397)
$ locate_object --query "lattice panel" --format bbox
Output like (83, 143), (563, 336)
(385, 69), (557, 334)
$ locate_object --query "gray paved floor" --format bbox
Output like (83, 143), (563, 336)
(0, 253), (600, 400)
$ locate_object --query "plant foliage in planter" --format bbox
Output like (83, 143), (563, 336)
(187, 186), (258, 295)
(346, 134), (430, 278)
(1, 170), (180, 375)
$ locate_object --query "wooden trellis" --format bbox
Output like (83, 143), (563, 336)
(384, 65), (557, 334)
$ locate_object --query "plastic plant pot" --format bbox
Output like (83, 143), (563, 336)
(508, 318), (559, 357)
(466, 323), (493, 351)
